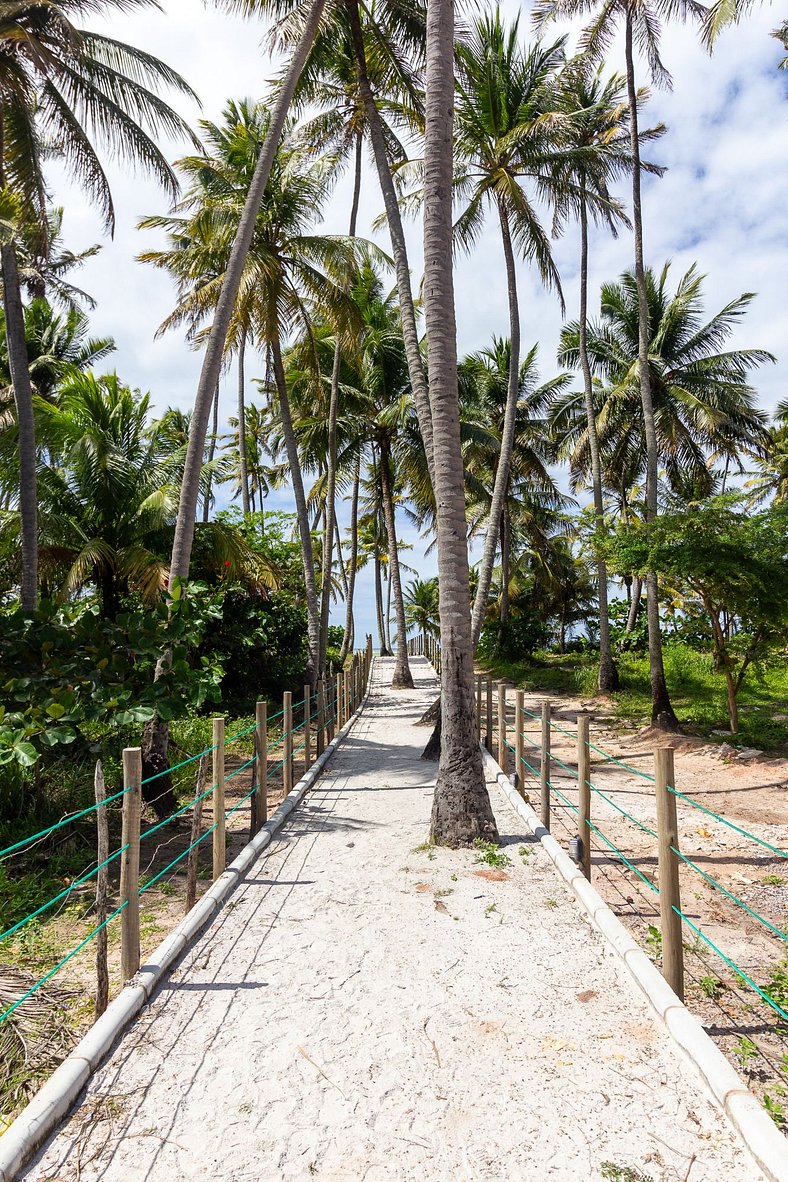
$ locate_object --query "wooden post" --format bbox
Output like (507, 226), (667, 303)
(186, 752), (208, 912)
(336, 672), (343, 730)
(120, 747), (141, 982)
(256, 701), (268, 828)
(94, 760), (109, 1017)
(283, 691), (293, 795)
(577, 713), (591, 880)
(515, 691), (525, 797)
(476, 675), (483, 740)
(485, 676), (493, 752)
(655, 747), (684, 1001)
(303, 685), (311, 771)
(539, 700), (552, 830)
(212, 717), (225, 881)
(317, 679), (325, 757)
(497, 682), (507, 771)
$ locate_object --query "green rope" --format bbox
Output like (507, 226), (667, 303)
(585, 741), (656, 781)
(0, 787), (129, 861)
(585, 818), (659, 895)
(0, 901), (127, 1025)
(139, 820), (219, 894)
(142, 742), (218, 785)
(581, 778), (658, 839)
(672, 848), (788, 943)
(667, 787), (788, 859)
(140, 781), (216, 842)
(676, 910), (788, 1025)
(0, 845), (127, 944)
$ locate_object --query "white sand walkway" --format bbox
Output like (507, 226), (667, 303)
(23, 657), (763, 1182)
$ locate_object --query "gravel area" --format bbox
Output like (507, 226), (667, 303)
(22, 657), (764, 1182)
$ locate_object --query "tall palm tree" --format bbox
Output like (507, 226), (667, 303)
(142, 107), (361, 681)
(167, 0), (329, 592)
(454, 11), (570, 650)
(552, 58), (663, 692)
(462, 340), (569, 627)
(535, 0), (707, 727)
(747, 400), (788, 505)
(404, 575), (439, 651)
(425, 0), (498, 845)
(0, 0), (196, 610)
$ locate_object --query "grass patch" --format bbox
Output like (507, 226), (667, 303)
(472, 839), (511, 869)
(481, 642), (788, 754)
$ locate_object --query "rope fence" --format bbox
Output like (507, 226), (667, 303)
(1, 637), (375, 1030)
(476, 668), (788, 1108)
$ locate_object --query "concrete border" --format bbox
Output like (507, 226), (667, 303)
(481, 745), (788, 1182)
(0, 669), (376, 1182)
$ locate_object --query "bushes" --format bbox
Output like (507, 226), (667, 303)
(478, 611), (549, 661)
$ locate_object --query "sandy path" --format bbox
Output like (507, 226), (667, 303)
(23, 657), (763, 1182)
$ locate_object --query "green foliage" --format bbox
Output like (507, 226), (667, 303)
(478, 611), (550, 661)
(699, 975), (724, 999)
(0, 585), (223, 778)
(607, 596), (648, 654)
(600, 1165), (654, 1182)
(473, 839), (512, 869)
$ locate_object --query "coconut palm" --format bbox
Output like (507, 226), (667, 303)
(453, 12), (572, 650)
(424, 0), (498, 845)
(552, 58), (663, 692)
(551, 263), (772, 494)
(141, 106), (361, 681)
(462, 340), (570, 627)
(404, 576), (440, 651)
(0, 0), (196, 611)
(535, 0), (707, 727)
(747, 399), (788, 505)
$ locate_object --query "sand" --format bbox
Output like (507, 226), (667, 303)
(22, 656), (764, 1182)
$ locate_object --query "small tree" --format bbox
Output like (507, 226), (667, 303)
(606, 497), (788, 734)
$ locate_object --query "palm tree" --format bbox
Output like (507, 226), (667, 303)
(462, 340), (569, 628)
(0, 0), (196, 611)
(167, 0), (329, 592)
(552, 58), (663, 692)
(747, 399), (788, 505)
(453, 12), (572, 649)
(404, 576), (439, 651)
(535, 0), (706, 727)
(425, 0), (498, 845)
(142, 107), (361, 680)
(552, 263), (772, 490)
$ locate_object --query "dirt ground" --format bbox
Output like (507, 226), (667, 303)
(492, 680), (788, 1116)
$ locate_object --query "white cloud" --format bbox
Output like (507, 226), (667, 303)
(40, 0), (788, 642)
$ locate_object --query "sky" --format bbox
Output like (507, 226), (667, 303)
(48, 0), (788, 644)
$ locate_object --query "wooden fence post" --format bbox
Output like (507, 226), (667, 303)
(336, 672), (343, 730)
(497, 682), (507, 771)
(283, 691), (293, 795)
(485, 676), (493, 752)
(316, 679), (325, 757)
(186, 752), (208, 912)
(577, 713), (591, 880)
(256, 701), (267, 828)
(515, 692), (525, 797)
(94, 760), (109, 1017)
(655, 747), (684, 1001)
(476, 675), (483, 741)
(304, 685), (311, 771)
(120, 747), (141, 982)
(540, 700), (552, 830)
(212, 717), (226, 880)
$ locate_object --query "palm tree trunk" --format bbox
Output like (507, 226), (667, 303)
(469, 203), (521, 649)
(425, 0), (497, 846)
(271, 337), (320, 683)
(384, 559), (392, 654)
(169, 0), (327, 583)
(345, 0), (435, 482)
(2, 244), (38, 610)
(374, 554), (390, 655)
(625, 14), (678, 729)
(579, 186), (619, 692)
(625, 575), (643, 633)
(319, 131), (363, 674)
(379, 437), (414, 687)
(339, 455), (360, 662)
(237, 331), (251, 515)
(500, 508), (510, 626)
(202, 378), (220, 523)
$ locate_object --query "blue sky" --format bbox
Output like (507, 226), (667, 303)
(48, 1), (788, 643)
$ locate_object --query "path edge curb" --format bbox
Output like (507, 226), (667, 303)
(481, 745), (788, 1182)
(0, 663), (376, 1182)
